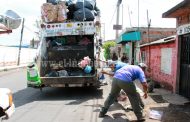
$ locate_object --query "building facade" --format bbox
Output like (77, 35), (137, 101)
(117, 27), (176, 65)
(140, 36), (177, 91)
(163, 0), (190, 99)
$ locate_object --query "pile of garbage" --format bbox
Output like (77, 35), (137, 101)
(41, 0), (100, 23)
(44, 56), (92, 77)
(41, 1), (67, 23)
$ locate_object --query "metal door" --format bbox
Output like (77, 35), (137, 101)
(179, 34), (190, 99)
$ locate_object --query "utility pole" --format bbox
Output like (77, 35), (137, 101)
(138, 0), (139, 29)
(17, 18), (25, 66)
(115, 0), (122, 39)
(147, 10), (151, 70)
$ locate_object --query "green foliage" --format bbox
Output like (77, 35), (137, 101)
(102, 41), (116, 60)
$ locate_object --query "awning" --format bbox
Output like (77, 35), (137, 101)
(117, 31), (141, 44)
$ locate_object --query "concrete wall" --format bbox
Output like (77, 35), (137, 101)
(0, 46), (37, 66)
(141, 41), (177, 92)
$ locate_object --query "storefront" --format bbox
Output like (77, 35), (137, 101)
(117, 31), (141, 64)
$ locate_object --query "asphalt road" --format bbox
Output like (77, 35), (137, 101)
(0, 68), (129, 122)
(2, 68), (190, 122)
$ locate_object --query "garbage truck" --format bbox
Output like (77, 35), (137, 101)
(27, 0), (101, 89)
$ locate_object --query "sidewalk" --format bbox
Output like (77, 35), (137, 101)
(100, 73), (190, 122)
(0, 64), (28, 72)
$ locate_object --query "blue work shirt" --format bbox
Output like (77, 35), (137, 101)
(114, 65), (146, 83)
(113, 61), (128, 73)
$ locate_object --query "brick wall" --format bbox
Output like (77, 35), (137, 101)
(176, 12), (190, 27)
(140, 28), (176, 44)
(141, 41), (177, 92)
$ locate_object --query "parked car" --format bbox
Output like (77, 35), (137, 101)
(0, 88), (15, 120)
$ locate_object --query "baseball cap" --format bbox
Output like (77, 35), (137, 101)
(138, 63), (147, 68)
(107, 60), (117, 66)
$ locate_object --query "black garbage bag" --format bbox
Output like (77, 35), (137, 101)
(73, 8), (94, 21)
(75, 0), (95, 10)
(45, 71), (59, 77)
(46, 0), (57, 5)
(67, 4), (76, 20)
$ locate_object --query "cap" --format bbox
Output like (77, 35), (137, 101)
(138, 63), (147, 68)
(107, 60), (117, 66)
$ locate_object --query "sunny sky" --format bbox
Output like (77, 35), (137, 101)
(0, 0), (183, 45)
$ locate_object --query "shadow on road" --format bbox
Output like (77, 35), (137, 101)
(101, 114), (130, 122)
(13, 87), (103, 108)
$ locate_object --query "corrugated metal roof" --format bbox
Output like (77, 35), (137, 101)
(139, 35), (176, 47)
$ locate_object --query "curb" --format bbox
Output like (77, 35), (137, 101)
(0, 64), (28, 72)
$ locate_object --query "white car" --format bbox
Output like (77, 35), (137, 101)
(0, 88), (15, 120)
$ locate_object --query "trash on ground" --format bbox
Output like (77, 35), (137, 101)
(117, 90), (128, 102)
(149, 109), (163, 120)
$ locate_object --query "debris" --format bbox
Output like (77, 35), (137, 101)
(58, 70), (68, 76)
(84, 65), (92, 74)
(78, 56), (91, 68)
(149, 109), (163, 120)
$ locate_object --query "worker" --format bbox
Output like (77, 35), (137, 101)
(101, 60), (145, 107)
(99, 63), (148, 122)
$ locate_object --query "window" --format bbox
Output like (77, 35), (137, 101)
(141, 50), (147, 63)
(161, 48), (172, 74)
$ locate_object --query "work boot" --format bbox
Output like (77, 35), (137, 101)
(137, 114), (146, 122)
(99, 107), (108, 118)
(137, 118), (145, 122)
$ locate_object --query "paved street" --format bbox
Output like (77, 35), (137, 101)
(0, 68), (129, 122)
(0, 68), (190, 122)
(0, 68), (104, 122)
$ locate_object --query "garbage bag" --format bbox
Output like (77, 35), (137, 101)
(41, 3), (58, 22)
(47, 0), (58, 5)
(58, 70), (68, 76)
(84, 65), (92, 73)
(75, 0), (95, 10)
(73, 8), (94, 21)
(57, 1), (68, 22)
(46, 71), (59, 77)
(67, 4), (76, 20)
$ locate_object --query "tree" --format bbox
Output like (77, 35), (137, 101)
(102, 41), (116, 60)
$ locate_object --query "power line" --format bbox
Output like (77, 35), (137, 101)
(128, 6), (132, 27)
(109, 6), (117, 28)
